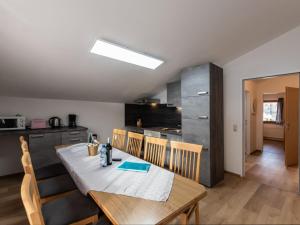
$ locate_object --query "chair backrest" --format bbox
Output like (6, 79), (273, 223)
(19, 135), (25, 143)
(19, 136), (29, 154)
(144, 137), (167, 167)
(21, 174), (45, 225)
(21, 152), (41, 200)
(170, 141), (202, 182)
(112, 129), (127, 150)
(126, 132), (144, 158)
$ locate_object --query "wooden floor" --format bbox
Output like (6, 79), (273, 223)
(0, 173), (28, 225)
(245, 140), (298, 193)
(1, 142), (300, 225)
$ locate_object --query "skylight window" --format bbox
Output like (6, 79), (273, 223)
(90, 40), (164, 70)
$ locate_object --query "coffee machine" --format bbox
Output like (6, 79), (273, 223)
(68, 114), (77, 128)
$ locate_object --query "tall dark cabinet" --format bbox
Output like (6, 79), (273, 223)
(181, 63), (224, 187)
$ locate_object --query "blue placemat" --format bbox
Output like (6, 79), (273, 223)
(117, 161), (151, 172)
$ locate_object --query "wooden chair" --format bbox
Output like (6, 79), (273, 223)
(112, 129), (126, 150)
(21, 174), (99, 225)
(126, 132), (144, 158)
(170, 141), (203, 225)
(20, 136), (29, 154)
(21, 152), (76, 204)
(19, 136), (67, 181)
(144, 137), (167, 167)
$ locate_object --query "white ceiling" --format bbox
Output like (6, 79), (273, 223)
(1, 0), (300, 102)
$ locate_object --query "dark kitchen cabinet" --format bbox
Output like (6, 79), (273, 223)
(0, 134), (24, 176)
(167, 81), (181, 107)
(181, 63), (223, 187)
(0, 126), (88, 175)
(29, 133), (62, 169)
(62, 130), (87, 145)
(28, 128), (87, 169)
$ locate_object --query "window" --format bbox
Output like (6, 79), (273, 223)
(263, 101), (278, 122)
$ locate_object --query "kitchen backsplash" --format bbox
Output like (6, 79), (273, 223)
(125, 104), (181, 128)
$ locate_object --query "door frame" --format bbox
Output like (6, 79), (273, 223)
(242, 72), (300, 193)
(244, 91), (251, 156)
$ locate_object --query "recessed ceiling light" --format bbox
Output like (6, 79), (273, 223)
(90, 40), (164, 70)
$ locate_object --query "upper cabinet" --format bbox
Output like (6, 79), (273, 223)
(181, 64), (210, 97)
(167, 80), (181, 107)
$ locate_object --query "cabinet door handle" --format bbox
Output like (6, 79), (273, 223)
(197, 91), (208, 95)
(70, 138), (81, 142)
(198, 116), (208, 119)
(30, 134), (44, 138)
(69, 131), (80, 135)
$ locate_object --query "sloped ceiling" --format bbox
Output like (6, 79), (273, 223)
(1, 0), (300, 102)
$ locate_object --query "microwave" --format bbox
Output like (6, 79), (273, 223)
(0, 116), (26, 130)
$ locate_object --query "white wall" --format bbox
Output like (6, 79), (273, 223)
(0, 96), (124, 142)
(263, 123), (284, 140)
(223, 25), (300, 175)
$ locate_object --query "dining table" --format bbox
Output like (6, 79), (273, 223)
(55, 144), (207, 225)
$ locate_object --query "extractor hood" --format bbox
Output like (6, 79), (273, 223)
(134, 98), (160, 105)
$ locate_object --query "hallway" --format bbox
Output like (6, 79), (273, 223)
(245, 140), (298, 193)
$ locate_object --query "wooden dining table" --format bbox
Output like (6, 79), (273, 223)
(55, 145), (207, 225)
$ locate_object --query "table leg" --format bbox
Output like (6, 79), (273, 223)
(180, 213), (188, 225)
(195, 203), (200, 224)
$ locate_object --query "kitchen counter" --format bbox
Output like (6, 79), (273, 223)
(0, 126), (87, 136)
(125, 126), (182, 136)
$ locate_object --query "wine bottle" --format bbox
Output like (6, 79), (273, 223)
(106, 137), (112, 165)
(88, 133), (93, 143)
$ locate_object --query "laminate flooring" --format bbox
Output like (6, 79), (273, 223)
(245, 140), (298, 193)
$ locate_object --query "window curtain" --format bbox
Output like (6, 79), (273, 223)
(276, 98), (284, 124)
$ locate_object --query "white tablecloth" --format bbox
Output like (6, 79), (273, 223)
(57, 143), (174, 202)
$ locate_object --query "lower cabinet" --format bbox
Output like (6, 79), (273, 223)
(62, 131), (87, 145)
(0, 134), (24, 176)
(29, 133), (62, 169)
(0, 127), (88, 176)
(29, 128), (87, 169)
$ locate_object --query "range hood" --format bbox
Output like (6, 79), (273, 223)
(134, 98), (160, 105)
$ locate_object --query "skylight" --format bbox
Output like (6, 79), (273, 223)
(90, 40), (164, 70)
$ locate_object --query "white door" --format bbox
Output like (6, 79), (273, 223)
(285, 87), (299, 166)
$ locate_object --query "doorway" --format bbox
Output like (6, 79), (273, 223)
(243, 73), (299, 193)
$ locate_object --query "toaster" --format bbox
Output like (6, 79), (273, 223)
(31, 119), (47, 129)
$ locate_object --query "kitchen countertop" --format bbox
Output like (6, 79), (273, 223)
(0, 126), (88, 136)
(125, 126), (182, 136)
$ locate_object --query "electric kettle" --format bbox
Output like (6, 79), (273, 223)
(48, 117), (62, 128)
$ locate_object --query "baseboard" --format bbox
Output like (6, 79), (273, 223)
(224, 170), (242, 177)
(264, 136), (284, 142)
(249, 149), (262, 154)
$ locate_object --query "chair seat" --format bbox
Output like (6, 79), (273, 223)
(38, 174), (76, 198)
(42, 190), (99, 225)
(35, 163), (67, 180)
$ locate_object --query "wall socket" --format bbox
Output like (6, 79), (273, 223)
(233, 124), (238, 132)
